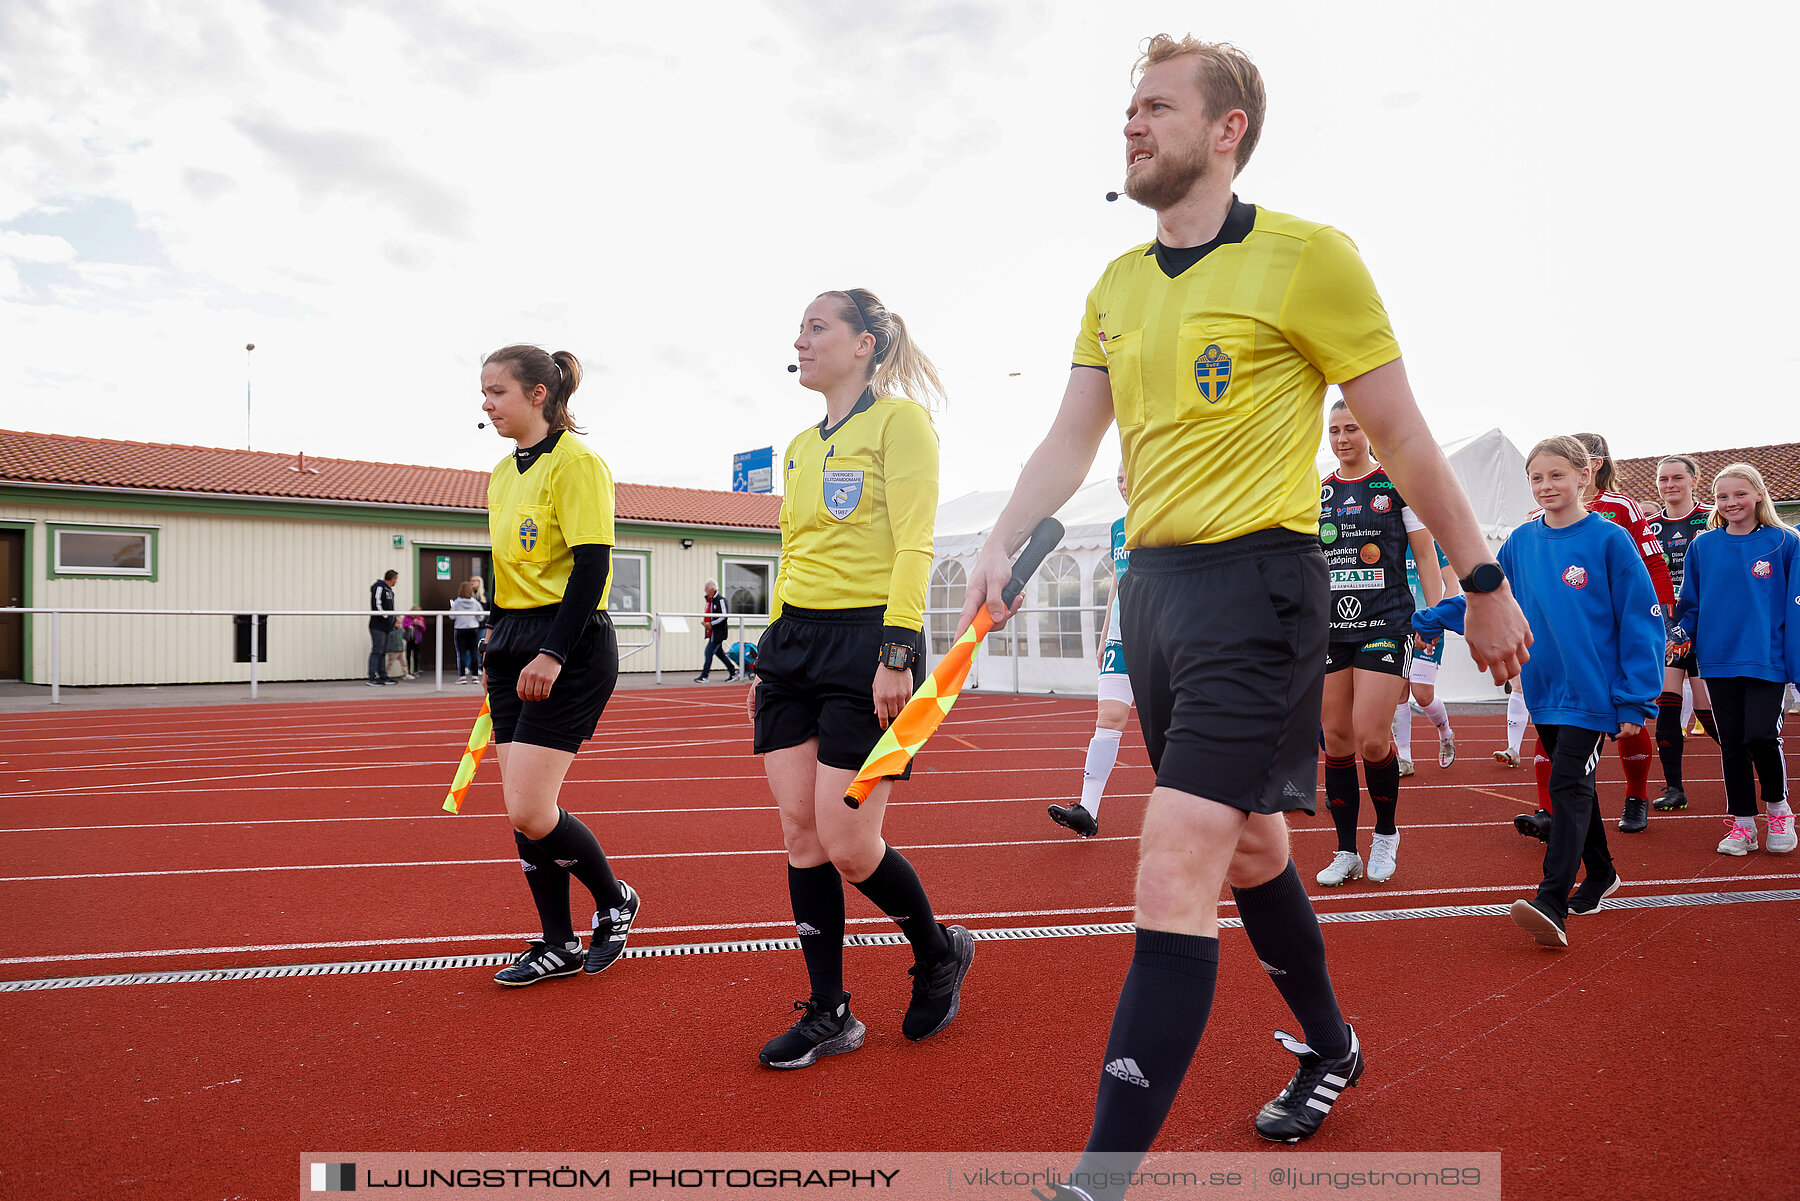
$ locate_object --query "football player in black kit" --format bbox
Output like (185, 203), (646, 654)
(1316, 399), (1442, 886)
(1645, 453), (1719, 810)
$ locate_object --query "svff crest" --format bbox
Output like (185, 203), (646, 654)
(1194, 343), (1232, 402)
(518, 517), (538, 551)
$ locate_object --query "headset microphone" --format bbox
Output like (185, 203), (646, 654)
(476, 422), (487, 429)
(1105, 191), (1124, 202)
(787, 364), (799, 372)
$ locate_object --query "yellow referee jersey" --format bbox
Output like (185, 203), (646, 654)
(487, 433), (616, 610)
(773, 391), (938, 631)
(1073, 199), (1400, 550)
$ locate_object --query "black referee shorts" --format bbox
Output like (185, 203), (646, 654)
(1120, 529), (1327, 815)
(753, 606), (925, 775)
(484, 607), (618, 754)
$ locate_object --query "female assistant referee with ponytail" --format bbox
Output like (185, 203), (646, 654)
(478, 344), (639, 986)
(750, 289), (972, 1070)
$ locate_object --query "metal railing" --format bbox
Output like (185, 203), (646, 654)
(0, 601), (1113, 703)
(0, 607), (657, 704)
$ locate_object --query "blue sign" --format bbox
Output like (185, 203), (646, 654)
(733, 446), (774, 493)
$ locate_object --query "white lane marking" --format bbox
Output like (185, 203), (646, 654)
(6, 890), (1795, 991)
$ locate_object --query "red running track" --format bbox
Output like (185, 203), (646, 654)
(1, 691), (1796, 1200)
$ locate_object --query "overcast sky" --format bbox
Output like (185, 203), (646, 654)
(3, 0), (1796, 504)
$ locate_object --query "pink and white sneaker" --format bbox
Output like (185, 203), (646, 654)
(1717, 819), (1759, 856)
(1766, 812), (1797, 855)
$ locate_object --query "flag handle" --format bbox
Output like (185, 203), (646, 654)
(442, 696), (494, 814)
(843, 517), (1063, 808)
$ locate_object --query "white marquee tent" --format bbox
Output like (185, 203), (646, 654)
(926, 428), (1532, 701)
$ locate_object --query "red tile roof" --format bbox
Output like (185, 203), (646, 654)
(0, 429), (782, 530)
(1613, 442), (1800, 512)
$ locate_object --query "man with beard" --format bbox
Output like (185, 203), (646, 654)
(957, 35), (1530, 1199)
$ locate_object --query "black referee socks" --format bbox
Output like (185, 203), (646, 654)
(513, 830), (576, 946)
(850, 846), (950, 962)
(1082, 929), (1218, 1166)
(788, 861), (847, 1004)
(1232, 860), (1351, 1059)
(530, 808), (624, 912)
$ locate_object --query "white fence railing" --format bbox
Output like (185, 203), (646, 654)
(0, 602), (1116, 703)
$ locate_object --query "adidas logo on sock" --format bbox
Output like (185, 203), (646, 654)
(1259, 959), (1287, 976)
(795, 922), (822, 937)
(520, 862), (536, 872)
(1104, 1057), (1149, 1088)
(555, 858), (579, 868)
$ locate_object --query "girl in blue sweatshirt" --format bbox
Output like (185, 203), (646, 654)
(1413, 436), (1662, 947)
(1669, 462), (1800, 856)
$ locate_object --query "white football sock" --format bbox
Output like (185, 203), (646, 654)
(1506, 691), (1530, 755)
(1080, 727), (1124, 816)
(1393, 701), (1413, 760)
(1422, 698), (1451, 734)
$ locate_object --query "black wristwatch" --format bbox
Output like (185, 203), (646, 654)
(1458, 562), (1506, 594)
(879, 642), (919, 672)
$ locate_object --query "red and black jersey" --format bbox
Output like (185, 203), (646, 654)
(1646, 503), (1713, 593)
(1587, 490), (1675, 611)
(1320, 465), (1420, 639)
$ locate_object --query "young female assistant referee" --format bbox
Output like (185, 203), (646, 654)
(750, 289), (972, 1069)
(478, 344), (639, 986)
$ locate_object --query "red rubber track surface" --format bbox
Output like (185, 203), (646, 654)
(2, 692), (1795, 1200)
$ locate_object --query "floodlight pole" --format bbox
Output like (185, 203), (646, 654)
(245, 342), (256, 450)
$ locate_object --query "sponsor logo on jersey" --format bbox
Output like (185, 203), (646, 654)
(1360, 543), (1382, 564)
(518, 517), (538, 551)
(1336, 595), (1364, 621)
(1331, 568), (1384, 590)
(1563, 565), (1588, 589)
(1320, 484), (1336, 502)
(1371, 494), (1392, 513)
(1754, 559), (1773, 579)
(1336, 503), (1364, 516)
(1367, 479), (1394, 489)
(1193, 343), (1232, 402)
(1364, 639), (1397, 652)
(1320, 522), (1339, 545)
(822, 469), (864, 520)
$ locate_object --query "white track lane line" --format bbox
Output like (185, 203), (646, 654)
(0, 793), (1752, 835)
(7, 890), (1796, 991)
(8, 872), (1797, 969)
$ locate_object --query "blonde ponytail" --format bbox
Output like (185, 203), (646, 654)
(827, 288), (946, 410)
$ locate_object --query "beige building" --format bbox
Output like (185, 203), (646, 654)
(0, 429), (781, 685)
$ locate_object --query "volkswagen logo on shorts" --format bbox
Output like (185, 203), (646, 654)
(1563, 564), (1588, 589)
(518, 517), (538, 551)
(1336, 595), (1362, 621)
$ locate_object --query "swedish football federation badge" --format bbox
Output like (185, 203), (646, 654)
(1194, 343), (1232, 402)
(518, 517), (539, 551)
(823, 469), (864, 520)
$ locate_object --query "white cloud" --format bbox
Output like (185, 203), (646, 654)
(0, 0), (1794, 498)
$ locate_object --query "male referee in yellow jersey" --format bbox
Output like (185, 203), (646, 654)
(960, 36), (1530, 1198)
